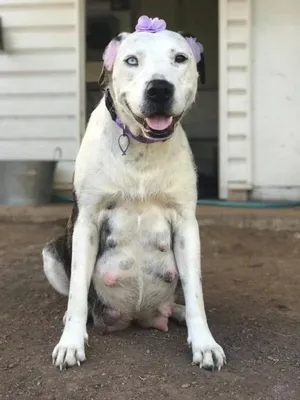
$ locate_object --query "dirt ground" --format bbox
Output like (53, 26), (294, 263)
(0, 221), (299, 400)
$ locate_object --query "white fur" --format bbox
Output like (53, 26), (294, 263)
(42, 248), (69, 296)
(52, 30), (226, 370)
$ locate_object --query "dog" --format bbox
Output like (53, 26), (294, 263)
(42, 16), (226, 371)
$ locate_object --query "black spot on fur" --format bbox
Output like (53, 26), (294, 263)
(89, 234), (95, 246)
(179, 276), (186, 287)
(98, 218), (112, 256)
(88, 284), (107, 325)
(106, 201), (116, 210)
(56, 188), (79, 279)
(179, 237), (185, 250)
(107, 238), (117, 248)
(119, 259), (134, 270)
(134, 152), (144, 162)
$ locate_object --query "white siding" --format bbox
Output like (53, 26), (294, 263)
(252, 0), (300, 201)
(0, 0), (80, 188)
(219, 0), (252, 198)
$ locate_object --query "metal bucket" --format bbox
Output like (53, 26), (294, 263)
(0, 161), (57, 206)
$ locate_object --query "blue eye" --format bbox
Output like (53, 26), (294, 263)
(125, 56), (138, 66)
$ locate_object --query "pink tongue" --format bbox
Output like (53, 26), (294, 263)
(146, 116), (173, 131)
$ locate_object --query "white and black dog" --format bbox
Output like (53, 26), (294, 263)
(42, 16), (226, 371)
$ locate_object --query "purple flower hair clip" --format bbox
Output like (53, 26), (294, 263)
(185, 37), (204, 63)
(135, 15), (167, 33)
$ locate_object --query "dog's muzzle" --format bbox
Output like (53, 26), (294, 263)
(140, 79), (177, 140)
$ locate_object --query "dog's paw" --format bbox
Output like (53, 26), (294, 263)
(188, 328), (226, 371)
(52, 330), (88, 370)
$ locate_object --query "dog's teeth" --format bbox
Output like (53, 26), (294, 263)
(77, 361), (81, 367)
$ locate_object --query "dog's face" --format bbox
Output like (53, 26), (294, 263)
(102, 30), (201, 140)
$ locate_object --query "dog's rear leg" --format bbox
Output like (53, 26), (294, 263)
(171, 303), (186, 325)
(42, 237), (69, 297)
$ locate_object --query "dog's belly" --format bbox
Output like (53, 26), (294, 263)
(92, 203), (178, 325)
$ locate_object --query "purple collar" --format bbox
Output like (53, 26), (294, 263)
(114, 115), (156, 144)
(105, 90), (170, 155)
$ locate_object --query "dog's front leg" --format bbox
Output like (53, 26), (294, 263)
(52, 209), (99, 370)
(174, 216), (226, 371)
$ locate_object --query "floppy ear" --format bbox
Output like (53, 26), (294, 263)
(98, 63), (107, 89)
(98, 32), (130, 89)
(178, 31), (205, 85)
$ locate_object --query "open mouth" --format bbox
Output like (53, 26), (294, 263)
(124, 100), (180, 141)
(142, 115), (176, 140)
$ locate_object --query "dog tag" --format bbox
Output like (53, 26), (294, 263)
(118, 132), (130, 156)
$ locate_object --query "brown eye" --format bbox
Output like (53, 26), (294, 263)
(175, 54), (188, 63)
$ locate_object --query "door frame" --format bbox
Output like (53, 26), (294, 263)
(76, 0), (86, 146)
(218, 0), (228, 200)
(218, 0), (253, 200)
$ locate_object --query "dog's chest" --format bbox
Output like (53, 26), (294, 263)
(102, 146), (183, 200)
(104, 203), (172, 246)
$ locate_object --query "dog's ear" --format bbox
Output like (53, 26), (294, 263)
(178, 31), (205, 85)
(98, 32), (130, 89)
(98, 63), (108, 89)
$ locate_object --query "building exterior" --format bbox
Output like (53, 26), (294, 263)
(0, 0), (299, 201)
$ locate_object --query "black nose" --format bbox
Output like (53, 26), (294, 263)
(146, 79), (174, 104)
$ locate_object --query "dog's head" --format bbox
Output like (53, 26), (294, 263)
(99, 16), (204, 141)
